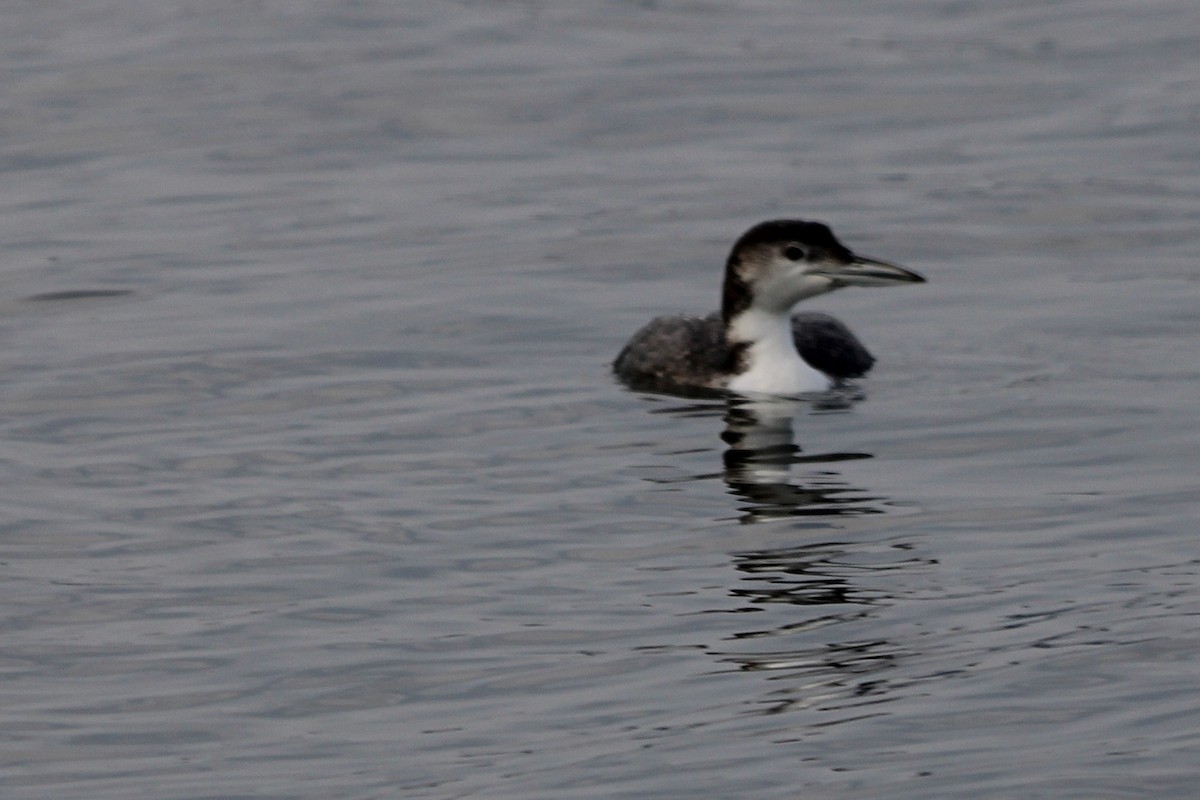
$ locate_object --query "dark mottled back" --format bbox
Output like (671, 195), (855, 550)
(612, 313), (741, 398)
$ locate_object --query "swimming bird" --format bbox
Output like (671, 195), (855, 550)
(613, 219), (924, 397)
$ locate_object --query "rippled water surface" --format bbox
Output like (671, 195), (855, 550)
(2, 2), (1199, 798)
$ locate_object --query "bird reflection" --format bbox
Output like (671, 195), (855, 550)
(716, 540), (931, 716)
(720, 396), (883, 523)
(639, 393), (929, 717)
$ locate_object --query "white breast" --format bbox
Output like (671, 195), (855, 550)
(726, 308), (832, 395)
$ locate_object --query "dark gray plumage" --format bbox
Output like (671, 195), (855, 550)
(613, 311), (874, 397)
(790, 312), (875, 380)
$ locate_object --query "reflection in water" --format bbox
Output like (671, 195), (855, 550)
(720, 397), (884, 523)
(731, 541), (888, 608)
(687, 396), (929, 717)
(718, 541), (931, 716)
(641, 395), (930, 717)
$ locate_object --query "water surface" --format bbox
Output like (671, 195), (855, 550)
(1, 2), (1199, 798)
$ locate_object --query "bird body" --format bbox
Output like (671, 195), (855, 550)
(613, 219), (923, 397)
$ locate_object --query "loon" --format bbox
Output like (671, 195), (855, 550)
(613, 219), (924, 397)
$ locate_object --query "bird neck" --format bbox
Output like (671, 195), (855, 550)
(725, 306), (832, 395)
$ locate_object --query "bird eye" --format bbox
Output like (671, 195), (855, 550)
(783, 244), (805, 261)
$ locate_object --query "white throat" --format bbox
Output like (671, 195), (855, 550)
(726, 307), (832, 395)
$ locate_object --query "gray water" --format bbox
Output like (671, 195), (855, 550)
(2, 2), (1198, 798)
